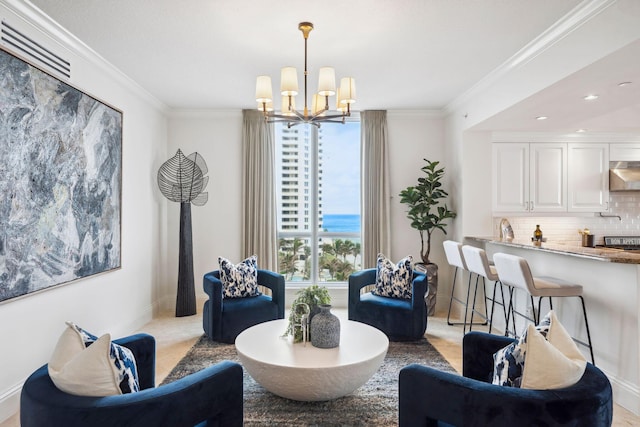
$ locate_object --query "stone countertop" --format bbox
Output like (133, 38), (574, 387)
(465, 236), (640, 264)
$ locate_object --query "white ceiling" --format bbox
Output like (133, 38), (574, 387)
(27, 0), (640, 132)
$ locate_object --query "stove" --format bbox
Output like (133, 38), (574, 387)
(596, 236), (640, 251)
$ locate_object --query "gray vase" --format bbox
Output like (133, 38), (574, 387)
(310, 304), (340, 348)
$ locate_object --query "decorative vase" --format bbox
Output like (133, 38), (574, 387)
(415, 263), (438, 316)
(310, 304), (340, 348)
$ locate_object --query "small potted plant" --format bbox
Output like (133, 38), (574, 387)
(399, 158), (456, 314)
(283, 284), (331, 343)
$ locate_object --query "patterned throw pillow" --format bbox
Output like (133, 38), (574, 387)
(372, 253), (413, 299)
(219, 255), (260, 298)
(491, 332), (527, 387)
(48, 321), (139, 396)
(492, 313), (551, 387)
(492, 311), (586, 390)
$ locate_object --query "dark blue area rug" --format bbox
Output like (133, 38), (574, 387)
(162, 335), (456, 426)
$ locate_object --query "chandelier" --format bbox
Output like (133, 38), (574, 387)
(255, 22), (356, 127)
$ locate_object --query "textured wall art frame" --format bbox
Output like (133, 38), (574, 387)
(0, 46), (122, 303)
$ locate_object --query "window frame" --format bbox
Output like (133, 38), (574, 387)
(275, 115), (361, 287)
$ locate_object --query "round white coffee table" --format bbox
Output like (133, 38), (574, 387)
(235, 318), (389, 401)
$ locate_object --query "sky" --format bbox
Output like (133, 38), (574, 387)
(319, 122), (360, 215)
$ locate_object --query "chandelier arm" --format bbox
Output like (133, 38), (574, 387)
(312, 116), (348, 123)
(313, 112), (349, 121)
(291, 109), (307, 121)
(310, 107), (331, 120)
(265, 113), (305, 121)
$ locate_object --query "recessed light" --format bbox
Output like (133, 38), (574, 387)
(536, 116), (548, 121)
(618, 81), (633, 87)
(583, 94), (599, 101)
(576, 129), (587, 133)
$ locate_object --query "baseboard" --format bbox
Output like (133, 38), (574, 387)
(0, 382), (21, 424)
(607, 371), (640, 416)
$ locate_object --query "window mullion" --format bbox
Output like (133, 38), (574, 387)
(310, 125), (319, 283)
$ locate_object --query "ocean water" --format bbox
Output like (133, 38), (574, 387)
(322, 214), (361, 233)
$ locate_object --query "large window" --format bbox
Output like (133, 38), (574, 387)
(275, 120), (361, 286)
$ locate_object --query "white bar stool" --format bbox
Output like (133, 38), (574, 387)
(443, 240), (487, 333)
(493, 252), (595, 364)
(461, 245), (509, 335)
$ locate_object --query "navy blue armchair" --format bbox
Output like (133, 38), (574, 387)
(203, 269), (285, 343)
(20, 333), (243, 427)
(348, 268), (428, 341)
(399, 331), (613, 427)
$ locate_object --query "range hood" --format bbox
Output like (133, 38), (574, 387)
(610, 161), (640, 191)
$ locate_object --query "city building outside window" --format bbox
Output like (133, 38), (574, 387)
(275, 120), (361, 286)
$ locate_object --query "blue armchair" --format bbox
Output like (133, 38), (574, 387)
(20, 333), (243, 427)
(203, 269), (285, 343)
(399, 331), (613, 426)
(348, 268), (428, 341)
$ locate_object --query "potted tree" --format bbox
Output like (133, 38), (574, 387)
(399, 158), (456, 315)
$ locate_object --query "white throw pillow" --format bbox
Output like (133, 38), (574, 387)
(492, 310), (587, 390)
(48, 322), (139, 396)
(520, 312), (587, 389)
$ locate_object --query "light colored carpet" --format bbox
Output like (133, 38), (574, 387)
(162, 335), (455, 426)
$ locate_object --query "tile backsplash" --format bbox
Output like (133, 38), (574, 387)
(493, 193), (640, 246)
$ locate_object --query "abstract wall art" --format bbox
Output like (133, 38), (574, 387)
(0, 47), (122, 303)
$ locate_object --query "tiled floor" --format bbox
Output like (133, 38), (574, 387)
(2, 306), (638, 426)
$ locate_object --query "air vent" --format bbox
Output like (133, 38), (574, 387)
(1, 20), (71, 79)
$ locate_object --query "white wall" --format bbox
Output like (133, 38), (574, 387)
(162, 111), (243, 310)
(387, 111), (452, 313)
(0, 1), (168, 422)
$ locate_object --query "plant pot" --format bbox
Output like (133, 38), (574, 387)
(310, 304), (340, 348)
(415, 262), (438, 316)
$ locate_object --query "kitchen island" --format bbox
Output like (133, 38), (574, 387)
(466, 236), (639, 415)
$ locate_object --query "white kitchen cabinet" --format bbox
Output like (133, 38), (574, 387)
(610, 143), (640, 161)
(567, 143), (609, 212)
(492, 143), (567, 213)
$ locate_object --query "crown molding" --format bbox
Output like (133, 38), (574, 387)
(444, 0), (617, 115)
(167, 109), (243, 119)
(387, 109), (444, 118)
(3, 0), (169, 113)
(492, 131), (640, 143)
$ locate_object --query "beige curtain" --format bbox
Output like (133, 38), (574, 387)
(241, 110), (278, 271)
(361, 110), (391, 268)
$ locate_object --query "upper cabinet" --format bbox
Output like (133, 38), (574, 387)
(567, 143), (609, 212)
(492, 143), (567, 213)
(610, 143), (640, 161)
(492, 142), (610, 214)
